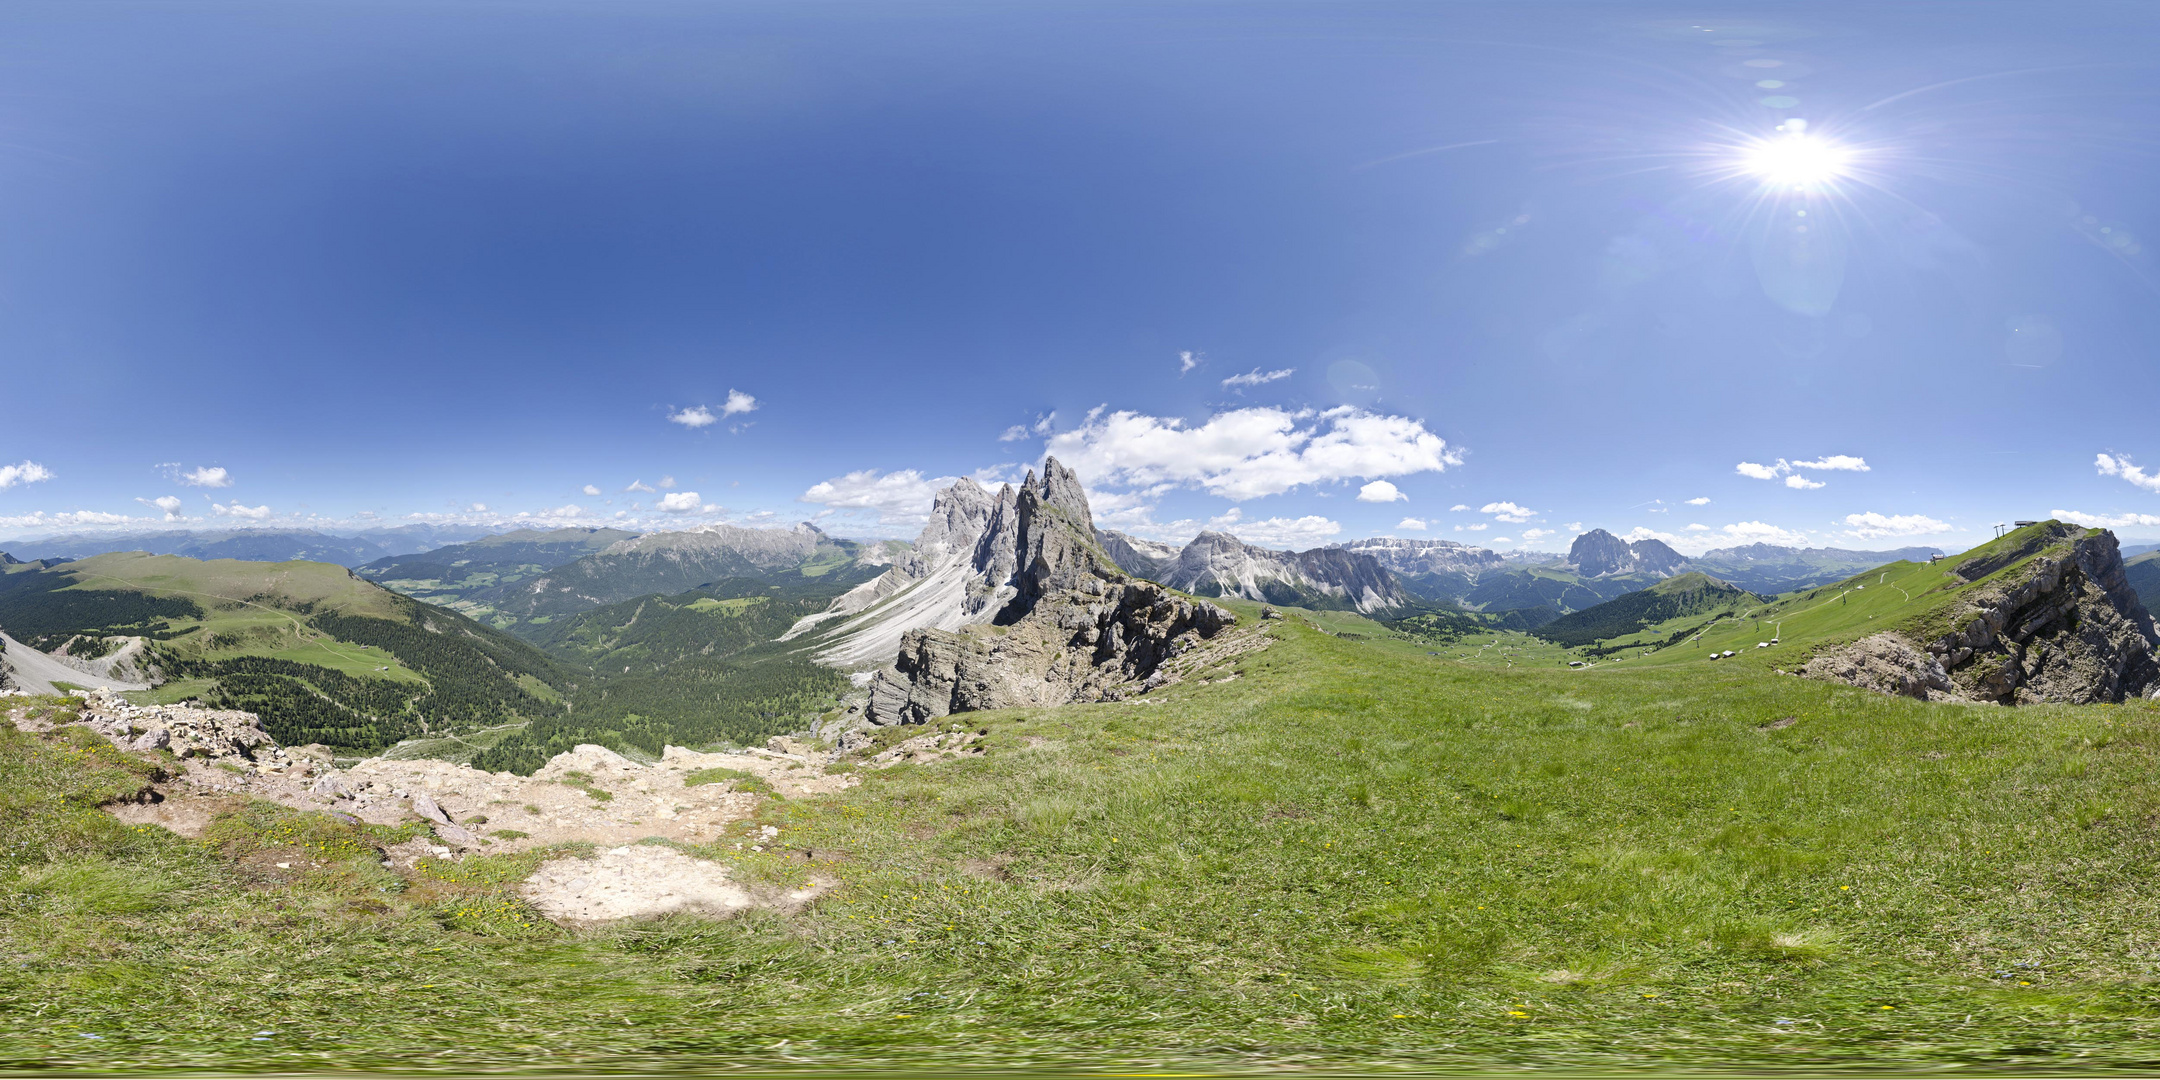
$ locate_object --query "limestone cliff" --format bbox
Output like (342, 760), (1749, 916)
(1803, 523), (2159, 704)
(831, 459), (1235, 725)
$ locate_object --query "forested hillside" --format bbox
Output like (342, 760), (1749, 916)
(471, 578), (856, 773)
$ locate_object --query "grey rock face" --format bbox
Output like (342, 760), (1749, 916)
(860, 458), (1236, 725)
(1568, 529), (1687, 578)
(70, 688), (275, 761)
(1156, 531), (1405, 614)
(1329, 537), (1505, 577)
(1804, 525), (2159, 705)
(1096, 530), (1181, 579)
(1802, 633), (1956, 700)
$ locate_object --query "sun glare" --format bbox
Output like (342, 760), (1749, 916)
(1741, 130), (1852, 187)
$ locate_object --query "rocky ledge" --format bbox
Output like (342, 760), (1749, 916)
(1804, 524), (2160, 704)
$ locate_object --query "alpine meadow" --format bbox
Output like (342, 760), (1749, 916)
(4, 2), (2160, 1074)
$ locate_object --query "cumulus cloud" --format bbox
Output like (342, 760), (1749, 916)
(1738, 456), (1865, 486)
(134, 495), (185, 521)
(1792, 455), (1870, 472)
(1686, 523), (1711, 531)
(1841, 512), (1951, 539)
(722, 389), (758, 417)
(1455, 523), (1489, 532)
(799, 468), (962, 528)
(0, 510), (132, 530)
(0, 461), (54, 489)
(657, 492), (704, 514)
(626, 480), (657, 493)
(1045, 405), (1462, 501)
(1685, 496), (1711, 506)
(524, 504), (587, 519)
(1480, 501), (1535, 523)
(176, 465), (233, 488)
(999, 412), (1057, 443)
(1449, 503), (1470, 512)
(1620, 527), (1686, 547)
(2096, 453), (2160, 494)
(668, 406), (718, 428)
(1220, 515), (1341, 548)
(1397, 517), (1427, 531)
(213, 502), (272, 520)
(2052, 508), (2160, 529)
(1357, 480), (1408, 503)
(1221, 368), (1294, 390)
(1179, 350), (1200, 375)
(1521, 527), (1554, 541)
(582, 484), (602, 496)
(1718, 520), (1812, 546)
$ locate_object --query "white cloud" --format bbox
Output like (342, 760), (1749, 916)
(721, 389), (758, 417)
(1480, 501), (1535, 523)
(524, 503), (587, 519)
(134, 495), (185, 521)
(582, 484), (602, 496)
(470, 503), (488, 512)
(213, 502), (272, 520)
(1178, 351), (1200, 375)
(1357, 480), (1408, 503)
(1455, 523), (1489, 532)
(998, 412), (1057, 443)
(668, 406), (717, 428)
(1686, 522), (1711, 531)
(1685, 496), (1711, 506)
(1045, 405), (1462, 502)
(657, 492), (704, 514)
(626, 480), (657, 493)
(1397, 517), (1428, 531)
(0, 510), (133, 530)
(1792, 455), (1869, 472)
(0, 461), (54, 489)
(1491, 536), (1514, 544)
(1564, 522), (1582, 532)
(1221, 367), (1294, 390)
(178, 465), (233, 488)
(1620, 527), (1686, 547)
(2096, 453), (2160, 494)
(1841, 512), (1951, 540)
(799, 468), (961, 528)
(1449, 503), (1470, 512)
(658, 476), (678, 490)
(2052, 508), (2160, 529)
(1718, 520), (1812, 547)
(1222, 514), (1340, 549)
(1521, 527), (1554, 541)
(1738, 456), (1865, 486)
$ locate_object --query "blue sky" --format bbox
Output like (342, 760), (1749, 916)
(3, 1), (2159, 554)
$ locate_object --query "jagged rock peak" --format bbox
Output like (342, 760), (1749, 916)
(1032, 456), (1095, 534)
(1569, 528), (1688, 578)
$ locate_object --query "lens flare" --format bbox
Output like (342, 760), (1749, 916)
(1741, 132), (1852, 187)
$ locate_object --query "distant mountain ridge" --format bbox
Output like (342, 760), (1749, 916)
(477, 522), (891, 624)
(1100, 529), (1403, 614)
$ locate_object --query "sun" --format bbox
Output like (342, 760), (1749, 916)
(1740, 129), (1852, 188)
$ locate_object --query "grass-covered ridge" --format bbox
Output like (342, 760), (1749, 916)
(1532, 571), (1759, 649)
(10, 609), (2160, 1069)
(0, 552), (568, 750)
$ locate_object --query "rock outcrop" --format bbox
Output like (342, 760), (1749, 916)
(1804, 524), (2159, 704)
(838, 459), (1236, 725)
(1329, 537), (1507, 578)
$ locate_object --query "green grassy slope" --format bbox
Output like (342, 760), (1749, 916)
(353, 527), (637, 622)
(0, 553), (567, 750)
(1564, 522), (2120, 674)
(471, 578), (856, 773)
(1461, 566), (1651, 614)
(1532, 572), (1760, 649)
(10, 611), (2160, 1069)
